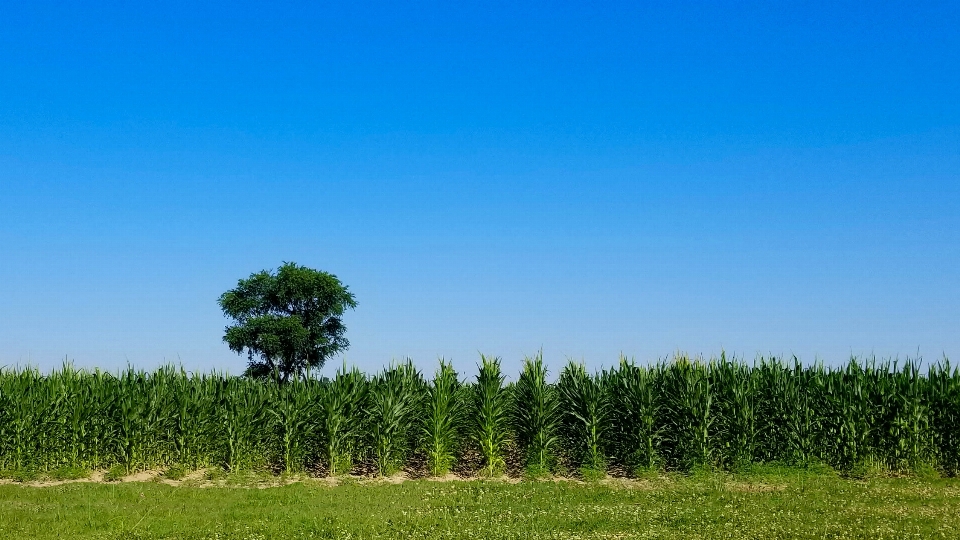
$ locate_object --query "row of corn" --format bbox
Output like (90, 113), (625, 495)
(1, 354), (958, 476)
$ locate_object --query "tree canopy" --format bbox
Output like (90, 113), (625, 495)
(218, 262), (357, 381)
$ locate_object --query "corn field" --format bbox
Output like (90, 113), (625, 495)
(1, 354), (959, 477)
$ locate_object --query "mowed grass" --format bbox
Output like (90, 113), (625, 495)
(1, 469), (959, 539)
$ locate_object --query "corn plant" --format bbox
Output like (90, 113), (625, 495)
(896, 360), (930, 471)
(512, 352), (558, 475)
(0, 369), (48, 469)
(818, 359), (873, 471)
(661, 356), (713, 471)
(606, 356), (662, 473)
(217, 377), (266, 472)
(711, 354), (757, 469)
(753, 357), (818, 466)
(473, 354), (508, 476)
(45, 363), (81, 468)
(316, 366), (367, 475)
(73, 370), (114, 470)
(423, 359), (463, 476)
(113, 370), (152, 472)
(865, 359), (929, 471)
(557, 361), (608, 475)
(267, 377), (317, 472)
(928, 359), (960, 475)
(2, 354), (959, 478)
(169, 370), (216, 468)
(367, 361), (423, 476)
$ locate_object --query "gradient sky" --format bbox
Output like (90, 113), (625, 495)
(1, 1), (958, 377)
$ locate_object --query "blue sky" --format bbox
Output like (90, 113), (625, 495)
(1, 1), (958, 377)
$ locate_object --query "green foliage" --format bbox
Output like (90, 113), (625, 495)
(473, 355), (508, 475)
(1, 353), (959, 478)
(423, 359), (463, 476)
(0, 468), (40, 482)
(607, 355), (661, 472)
(317, 366), (367, 476)
(104, 464), (126, 482)
(218, 262), (357, 382)
(161, 464), (187, 481)
(47, 466), (87, 480)
(754, 357), (818, 465)
(217, 377), (266, 472)
(661, 356), (713, 471)
(266, 378), (319, 473)
(928, 360), (960, 475)
(557, 361), (609, 475)
(512, 352), (559, 475)
(711, 353), (757, 470)
(367, 361), (424, 476)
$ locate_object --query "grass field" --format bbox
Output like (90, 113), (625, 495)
(2, 468), (959, 539)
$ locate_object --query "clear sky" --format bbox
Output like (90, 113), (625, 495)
(1, 1), (958, 377)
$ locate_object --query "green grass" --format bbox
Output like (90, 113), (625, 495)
(103, 464), (127, 482)
(160, 465), (187, 481)
(1, 469), (959, 539)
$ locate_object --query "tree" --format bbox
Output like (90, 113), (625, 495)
(218, 262), (357, 382)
